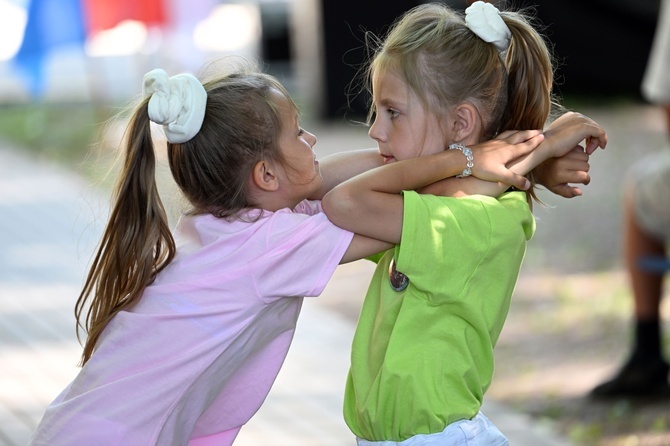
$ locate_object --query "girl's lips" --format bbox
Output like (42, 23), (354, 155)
(381, 154), (395, 164)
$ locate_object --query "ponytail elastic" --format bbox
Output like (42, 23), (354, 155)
(143, 69), (207, 144)
(465, 1), (511, 52)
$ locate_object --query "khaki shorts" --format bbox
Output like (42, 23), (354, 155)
(628, 150), (670, 242)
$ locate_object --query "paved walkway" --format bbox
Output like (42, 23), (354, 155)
(0, 140), (576, 445)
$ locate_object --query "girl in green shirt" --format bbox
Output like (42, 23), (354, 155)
(323, 2), (607, 444)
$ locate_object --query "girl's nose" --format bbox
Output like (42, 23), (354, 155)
(305, 130), (317, 147)
(368, 118), (383, 142)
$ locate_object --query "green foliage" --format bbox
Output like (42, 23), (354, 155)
(0, 103), (111, 163)
(568, 422), (603, 444)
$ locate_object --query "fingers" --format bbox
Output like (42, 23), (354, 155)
(574, 121), (607, 154)
(545, 112), (608, 156)
(536, 143), (592, 197)
(486, 131), (543, 162)
(512, 132), (544, 159)
(561, 147), (590, 173)
(544, 151), (591, 195)
(585, 133), (608, 154)
(549, 184), (583, 198)
(504, 172), (531, 191)
(471, 131), (542, 186)
(495, 130), (517, 140)
(566, 146), (589, 159)
(552, 159), (591, 186)
(556, 169), (591, 186)
(497, 129), (543, 144)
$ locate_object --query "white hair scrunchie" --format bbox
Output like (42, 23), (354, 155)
(465, 1), (511, 52)
(142, 68), (207, 144)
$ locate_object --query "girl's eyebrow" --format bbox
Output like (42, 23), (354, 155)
(376, 93), (406, 110)
(376, 97), (396, 109)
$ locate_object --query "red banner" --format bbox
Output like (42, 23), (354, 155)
(81, 0), (167, 34)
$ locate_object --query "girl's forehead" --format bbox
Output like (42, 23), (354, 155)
(373, 69), (439, 116)
(372, 67), (403, 88)
(373, 68), (448, 118)
(269, 88), (298, 120)
(372, 70), (410, 101)
(269, 87), (293, 108)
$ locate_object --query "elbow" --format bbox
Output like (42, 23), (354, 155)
(322, 187), (357, 229)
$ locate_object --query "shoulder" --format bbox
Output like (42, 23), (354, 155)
(401, 191), (534, 239)
(172, 209), (346, 256)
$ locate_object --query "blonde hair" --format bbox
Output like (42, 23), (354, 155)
(76, 61), (297, 365)
(365, 2), (557, 203)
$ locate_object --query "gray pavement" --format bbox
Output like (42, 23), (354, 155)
(4, 99), (658, 445)
(0, 142), (575, 445)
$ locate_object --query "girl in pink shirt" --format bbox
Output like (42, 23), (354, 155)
(29, 59), (601, 445)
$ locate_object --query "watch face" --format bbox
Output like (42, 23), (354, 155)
(389, 258), (409, 292)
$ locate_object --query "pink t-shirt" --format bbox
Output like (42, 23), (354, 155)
(30, 200), (353, 446)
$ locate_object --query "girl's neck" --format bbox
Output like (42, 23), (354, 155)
(250, 188), (302, 213)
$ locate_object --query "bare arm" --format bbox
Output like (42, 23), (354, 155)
(307, 148), (393, 263)
(532, 112), (607, 197)
(323, 131), (541, 244)
(339, 234), (393, 264)
(533, 147), (592, 198)
(421, 112), (608, 198)
(309, 148), (384, 200)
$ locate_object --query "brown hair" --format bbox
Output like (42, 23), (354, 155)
(75, 62), (297, 365)
(365, 2), (557, 204)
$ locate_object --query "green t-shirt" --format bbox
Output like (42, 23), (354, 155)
(343, 191), (535, 442)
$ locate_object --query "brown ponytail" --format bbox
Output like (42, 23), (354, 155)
(499, 9), (557, 204)
(74, 61), (299, 365)
(499, 10), (556, 132)
(75, 101), (175, 365)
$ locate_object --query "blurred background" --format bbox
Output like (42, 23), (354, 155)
(0, 0), (668, 445)
(0, 0), (661, 111)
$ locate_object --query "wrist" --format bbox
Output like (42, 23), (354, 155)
(532, 160), (549, 187)
(448, 143), (473, 178)
(536, 133), (557, 159)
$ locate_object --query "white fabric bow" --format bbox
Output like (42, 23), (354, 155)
(142, 68), (207, 144)
(465, 1), (511, 52)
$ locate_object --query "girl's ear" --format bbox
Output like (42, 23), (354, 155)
(252, 160), (280, 192)
(452, 102), (481, 143)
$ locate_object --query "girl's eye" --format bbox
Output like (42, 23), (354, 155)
(298, 128), (305, 136)
(388, 109), (399, 119)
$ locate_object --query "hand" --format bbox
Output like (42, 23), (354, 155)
(543, 112), (608, 158)
(469, 129), (544, 190)
(535, 147), (591, 198)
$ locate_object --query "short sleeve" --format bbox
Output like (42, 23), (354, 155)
(253, 211), (354, 300)
(395, 191), (533, 304)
